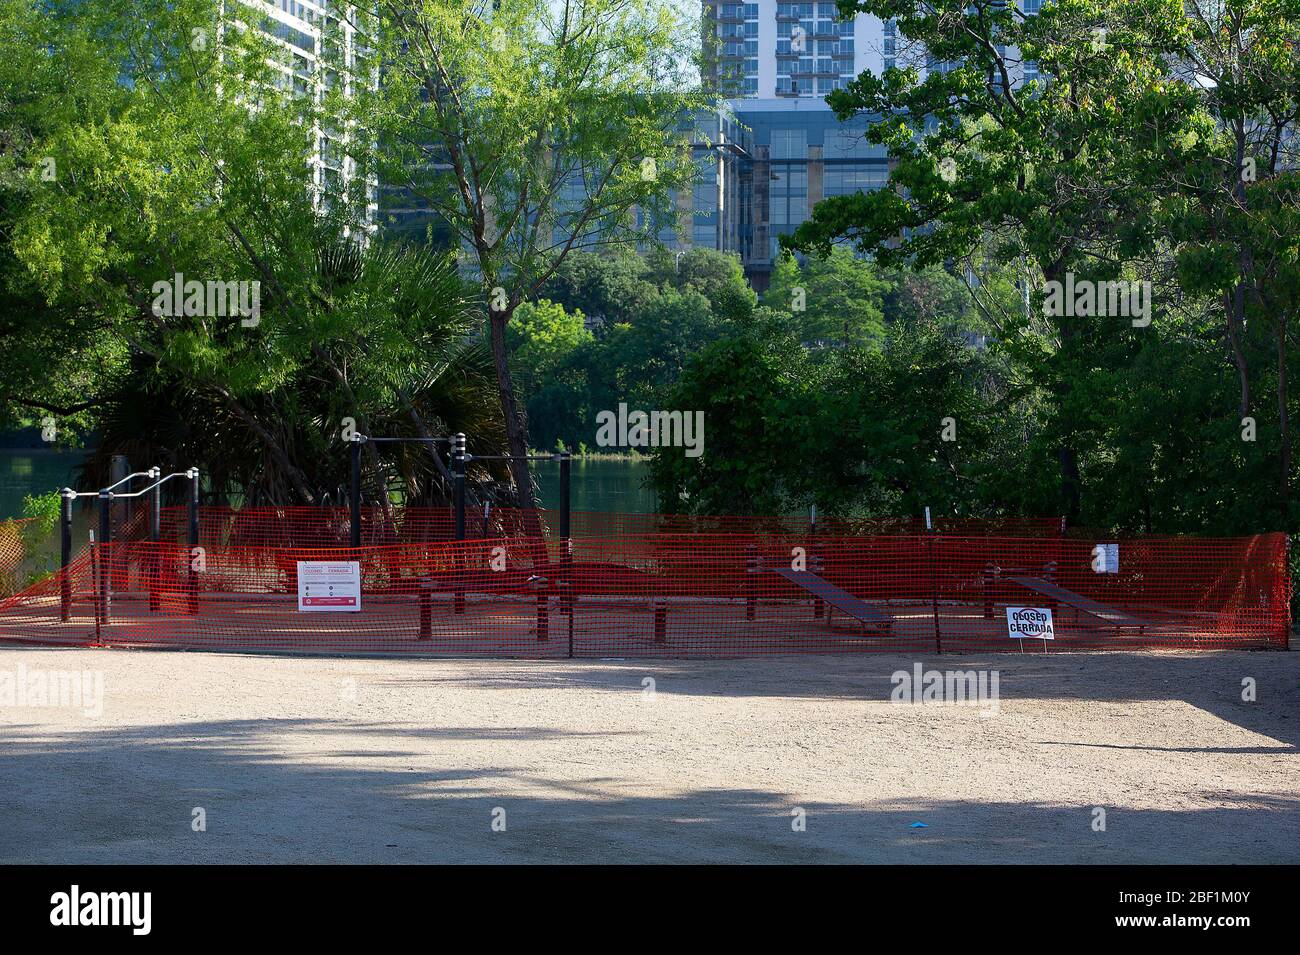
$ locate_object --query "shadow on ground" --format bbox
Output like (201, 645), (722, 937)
(0, 716), (1296, 864)
(372, 650), (1300, 750)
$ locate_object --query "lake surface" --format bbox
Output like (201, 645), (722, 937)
(0, 450), (656, 519)
(535, 457), (656, 513)
(0, 449), (90, 519)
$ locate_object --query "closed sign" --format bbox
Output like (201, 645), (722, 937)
(298, 560), (361, 612)
(1006, 606), (1054, 640)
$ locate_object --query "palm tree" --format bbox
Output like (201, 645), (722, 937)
(80, 240), (510, 511)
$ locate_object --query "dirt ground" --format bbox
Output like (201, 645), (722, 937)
(0, 645), (1295, 863)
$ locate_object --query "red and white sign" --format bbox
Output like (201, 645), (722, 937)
(297, 560), (361, 612)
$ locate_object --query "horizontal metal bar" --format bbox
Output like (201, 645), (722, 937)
(365, 437), (449, 444)
(101, 470), (197, 499)
(466, 454), (561, 462)
(102, 468), (159, 492)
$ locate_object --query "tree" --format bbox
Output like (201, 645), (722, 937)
(1161, 0), (1300, 521)
(788, 0), (1202, 522)
(355, 0), (715, 506)
(508, 298), (594, 449)
(764, 247), (889, 349)
(2, 0), (508, 503)
(536, 249), (657, 325)
(644, 246), (756, 324)
(648, 322), (1011, 517)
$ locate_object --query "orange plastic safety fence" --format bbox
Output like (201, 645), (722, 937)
(0, 517), (35, 598)
(0, 531), (1286, 656)
(95, 505), (1064, 547)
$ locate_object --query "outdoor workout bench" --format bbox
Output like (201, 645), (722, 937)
(771, 567), (893, 636)
(1009, 576), (1148, 633)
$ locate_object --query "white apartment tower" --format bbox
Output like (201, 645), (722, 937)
(707, 1), (889, 101)
(239, 1), (378, 225)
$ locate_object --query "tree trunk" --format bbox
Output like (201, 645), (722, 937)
(1043, 261), (1082, 525)
(1278, 310), (1290, 522)
(212, 386), (317, 504)
(1226, 292), (1251, 419)
(488, 308), (537, 510)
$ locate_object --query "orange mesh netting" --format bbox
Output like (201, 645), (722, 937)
(0, 509), (1287, 656)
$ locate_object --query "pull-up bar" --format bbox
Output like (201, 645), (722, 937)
(346, 432), (573, 546)
(59, 467), (201, 624)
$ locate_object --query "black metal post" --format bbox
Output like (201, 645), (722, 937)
(559, 450), (571, 540)
(745, 546), (758, 621)
(59, 489), (74, 622)
(188, 469), (200, 548)
(149, 476), (161, 612)
(452, 434), (466, 614)
(534, 579), (549, 642)
(810, 506), (823, 620)
(350, 437), (362, 548)
(97, 491), (112, 625)
(811, 552), (825, 620)
(108, 456), (129, 599)
(187, 468), (200, 615)
(928, 530), (942, 654)
(983, 564), (995, 619)
(418, 580), (432, 641)
(653, 597), (667, 644)
(452, 433), (466, 541)
(558, 448), (574, 628)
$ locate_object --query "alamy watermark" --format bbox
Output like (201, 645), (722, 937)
(151, 271), (261, 327)
(1042, 273), (1151, 327)
(595, 403), (704, 458)
(0, 663), (103, 718)
(890, 662), (999, 716)
(50, 886), (150, 935)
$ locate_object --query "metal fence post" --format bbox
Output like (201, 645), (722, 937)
(148, 468), (162, 612)
(350, 435), (363, 548)
(559, 450), (571, 541)
(187, 467), (200, 615)
(452, 434), (466, 614)
(452, 433), (466, 541)
(97, 491), (112, 625)
(927, 519), (942, 655)
(558, 449), (574, 654)
(59, 488), (74, 622)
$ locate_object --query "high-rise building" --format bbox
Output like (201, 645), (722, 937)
(705, 1), (887, 100)
(685, 3), (895, 287)
(243, 1), (377, 226)
(689, 2), (1041, 288)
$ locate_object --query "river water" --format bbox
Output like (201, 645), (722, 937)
(0, 450), (656, 519)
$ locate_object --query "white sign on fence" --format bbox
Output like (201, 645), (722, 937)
(1092, 542), (1120, 574)
(1006, 606), (1055, 641)
(297, 560), (361, 612)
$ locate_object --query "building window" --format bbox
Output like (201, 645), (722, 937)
(822, 163), (889, 194)
(825, 127), (885, 159)
(770, 129), (808, 159)
(770, 164), (809, 227)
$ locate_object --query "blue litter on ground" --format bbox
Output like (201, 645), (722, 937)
(909, 822), (929, 828)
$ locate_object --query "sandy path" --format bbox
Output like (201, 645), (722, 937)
(0, 646), (1295, 863)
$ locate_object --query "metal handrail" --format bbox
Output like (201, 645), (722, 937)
(465, 453), (566, 463)
(99, 468), (198, 500)
(61, 467), (161, 499)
